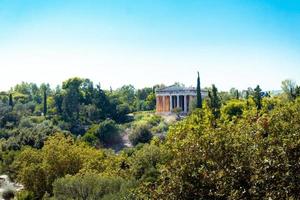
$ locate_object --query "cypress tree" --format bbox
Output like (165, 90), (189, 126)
(290, 87), (296, 100)
(253, 85), (262, 110)
(210, 84), (221, 118)
(245, 90), (249, 100)
(295, 86), (300, 98)
(196, 72), (202, 108)
(43, 89), (47, 116)
(236, 90), (239, 99)
(8, 93), (13, 107)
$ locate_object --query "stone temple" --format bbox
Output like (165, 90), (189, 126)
(155, 85), (207, 114)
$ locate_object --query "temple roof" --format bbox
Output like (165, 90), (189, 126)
(155, 85), (208, 96)
(156, 85), (196, 93)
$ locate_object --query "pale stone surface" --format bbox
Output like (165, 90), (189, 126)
(156, 85), (207, 114)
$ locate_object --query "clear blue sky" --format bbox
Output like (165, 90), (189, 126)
(0, 0), (300, 91)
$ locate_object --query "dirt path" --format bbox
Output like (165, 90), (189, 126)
(108, 128), (132, 152)
(122, 128), (132, 148)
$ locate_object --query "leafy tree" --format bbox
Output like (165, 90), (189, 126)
(145, 92), (156, 110)
(93, 84), (110, 119)
(115, 85), (136, 112)
(137, 99), (300, 199)
(62, 77), (83, 121)
(80, 79), (95, 105)
(281, 79), (296, 100)
(136, 87), (152, 101)
(14, 134), (113, 199)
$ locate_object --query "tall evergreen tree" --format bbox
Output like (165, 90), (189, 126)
(43, 89), (47, 116)
(196, 72), (202, 108)
(210, 84), (221, 118)
(8, 93), (13, 107)
(295, 86), (300, 98)
(245, 90), (250, 100)
(253, 85), (262, 110)
(236, 90), (239, 99)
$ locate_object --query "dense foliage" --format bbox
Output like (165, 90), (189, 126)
(1, 78), (300, 199)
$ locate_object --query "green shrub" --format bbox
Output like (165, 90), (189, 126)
(151, 121), (168, 134)
(82, 119), (121, 146)
(129, 124), (153, 146)
(53, 174), (129, 200)
(81, 132), (99, 147)
(221, 99), (245, 121)
(96, 119), (121, 145)
(15, 190), (34, 200)
(130, 144), (163, 182)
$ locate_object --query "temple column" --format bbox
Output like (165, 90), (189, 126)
(160, 96), (163, 112)
(162, 96), (165, 112)
(156, 96), (159, 112)
(177, 95), (180, 109)
(184, 95), (188, 113)
(170, 95), (173, 112)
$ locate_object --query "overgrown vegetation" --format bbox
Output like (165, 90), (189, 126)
(1, 78), (300, 199)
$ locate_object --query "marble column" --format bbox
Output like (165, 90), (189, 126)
(162, 96), (165, 112)
(184, 95), (188, 113)
(156, 96), (159, 112)
(177, 95), (180, 109)
(170, 95), (173, 112)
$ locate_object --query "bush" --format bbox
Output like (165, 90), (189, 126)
(130, 144), (163, 182)
(4, 120), (61, 150)
(82, 120), (121, 146)
(18, 117), (34, 128)
(53, 174), (130, 200)
(129, 124), (153, 146)
(97, 119), (120, 145)
(221, 100), (245, 121)
(151, 121), (168, 134)
(81, 132), (99, 147)
(15, 190), (34, 200)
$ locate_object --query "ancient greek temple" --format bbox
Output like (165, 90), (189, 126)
(156, 85), (207, 114)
